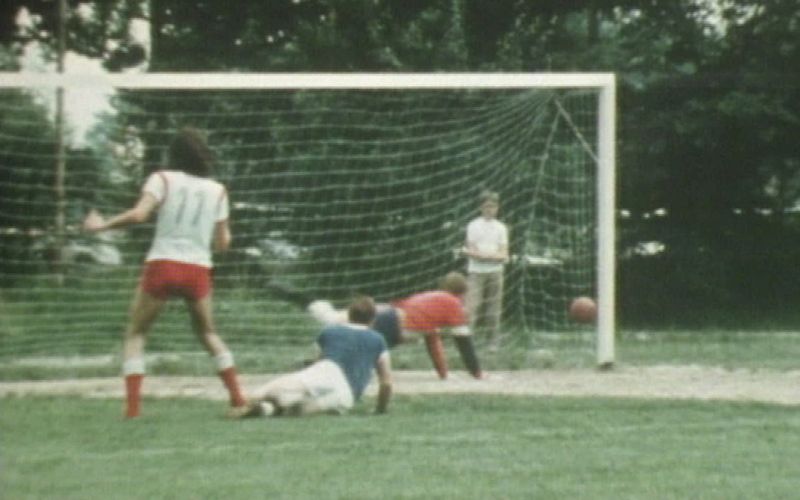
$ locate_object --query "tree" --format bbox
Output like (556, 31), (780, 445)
(4, 0), (800, 325)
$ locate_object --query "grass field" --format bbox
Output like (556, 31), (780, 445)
(4, 276), (800, 498)
(3, 329), (800, 499)
(3, 394), (800, 499)
(4, 327), (800, 381)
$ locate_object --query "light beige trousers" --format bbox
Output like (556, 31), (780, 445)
(466, 271), (504, 343)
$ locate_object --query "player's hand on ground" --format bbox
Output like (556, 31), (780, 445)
(82, 209), (105, 232)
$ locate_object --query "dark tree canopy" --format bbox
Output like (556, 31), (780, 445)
(2, 0), (799, 326)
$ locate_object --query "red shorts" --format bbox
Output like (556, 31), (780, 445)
(141, 260), (212, 301)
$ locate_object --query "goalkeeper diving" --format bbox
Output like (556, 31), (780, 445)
(269, 271), (484, 380)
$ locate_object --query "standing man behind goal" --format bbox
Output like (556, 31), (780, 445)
(83, 127), (247, 418)
(463, 190), (509, 351)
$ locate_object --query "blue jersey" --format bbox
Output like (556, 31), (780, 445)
(317, 324), (388, 401)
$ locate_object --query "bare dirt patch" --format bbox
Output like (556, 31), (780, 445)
(2, 365), (800, 406)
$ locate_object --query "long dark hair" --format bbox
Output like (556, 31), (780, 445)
(168, 127), (214, 177)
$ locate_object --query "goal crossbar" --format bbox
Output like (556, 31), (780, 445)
(0, 72), (614, 90)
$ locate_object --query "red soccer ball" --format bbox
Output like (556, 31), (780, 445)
(569, 296), (597, 324)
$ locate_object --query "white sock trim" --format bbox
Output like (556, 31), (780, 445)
(215, 351), (235, 371)
(122, 357), (145, 376)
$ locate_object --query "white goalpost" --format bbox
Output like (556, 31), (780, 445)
(0, 72), (616, 368)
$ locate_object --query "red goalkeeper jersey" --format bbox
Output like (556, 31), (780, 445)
(395, 291), (467, 334)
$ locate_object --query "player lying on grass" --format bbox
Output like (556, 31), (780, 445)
(228, 295), (392, 418)
(270, 272), (483, 380)
(83, 127), (247, 418)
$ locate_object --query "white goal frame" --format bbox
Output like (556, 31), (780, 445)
(0, 71), (617, 368)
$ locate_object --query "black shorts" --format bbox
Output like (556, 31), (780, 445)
(373, 305), (401, 348)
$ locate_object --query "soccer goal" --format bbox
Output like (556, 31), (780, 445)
(0, 72), (615, 369)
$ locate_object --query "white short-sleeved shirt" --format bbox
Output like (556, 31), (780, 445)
(142, 170), (229, 268)
(466, 216), (508, 274)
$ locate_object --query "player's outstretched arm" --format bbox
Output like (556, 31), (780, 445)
(83, 193), (158, 232)
(424, 333), (449, 379)
(374, 352), (392, 414)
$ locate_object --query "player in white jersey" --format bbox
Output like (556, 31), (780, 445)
(83, 127), (247, 418)
(143, 169), (228, 268)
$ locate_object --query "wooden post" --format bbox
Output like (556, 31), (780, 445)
(54, 0), (67, 285)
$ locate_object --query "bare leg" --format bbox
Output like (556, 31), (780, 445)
(122, 287), (165, 418)
(186, 294), (226, 355)
(186, 294), (246, 407)
(124, 287), (164, 359)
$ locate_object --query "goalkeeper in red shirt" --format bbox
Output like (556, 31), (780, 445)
(271, 272), (483, 380)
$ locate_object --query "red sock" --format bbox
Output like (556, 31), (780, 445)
(218, 367), (246, 407)
(124, 374), (144, 418)
(425, 334), (448, 379)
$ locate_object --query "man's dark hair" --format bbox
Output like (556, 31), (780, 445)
(347, 295), (376, 326)
(168, 127), (214, 177)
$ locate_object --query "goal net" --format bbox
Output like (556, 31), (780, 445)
(0, 73), (615, 371)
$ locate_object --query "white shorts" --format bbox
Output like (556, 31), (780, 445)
(259, 360), (354, 415)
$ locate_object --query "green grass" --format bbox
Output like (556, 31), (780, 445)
(4, 277), (800, 498)
(5, 272), (800, 377)
(616, 329), (800, 371)
(4, 328), (800, 380)
(2, 395), (799, 499)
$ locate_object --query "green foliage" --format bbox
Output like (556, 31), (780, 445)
(3, 395), (800, 499)
(0, 79), (115, 282)
(4, 0), (800, 327)
(0, 266), (326, 363)
(618, 329), (800, 370)
(0, 89), (57, 229)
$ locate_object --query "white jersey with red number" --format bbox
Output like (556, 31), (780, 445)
(142, 170), (229, 268)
